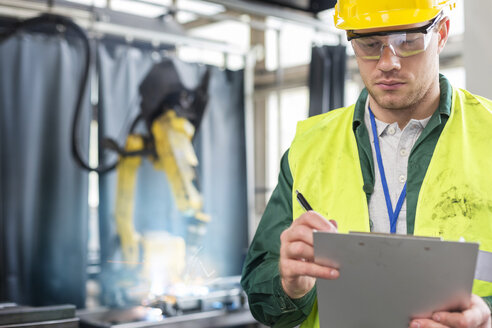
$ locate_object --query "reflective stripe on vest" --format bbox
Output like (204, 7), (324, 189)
(288, 87), (492, 328)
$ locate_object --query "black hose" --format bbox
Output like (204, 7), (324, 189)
(0, 13), (145, 173)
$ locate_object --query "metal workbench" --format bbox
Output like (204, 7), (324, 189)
(77, 307), (266, 328)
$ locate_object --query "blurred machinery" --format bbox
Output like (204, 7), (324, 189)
(0, 6), (259, 325)
(113, 60), (211, 266)
(0, 304), (78, 328)
(5, 12), (256, 325)
(108, 60), (214, 301)
(82, 60), (261, 326)
(80, 60), (259, 325)
(77, 276), (255, 328)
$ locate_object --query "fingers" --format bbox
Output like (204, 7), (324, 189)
(293, 211), (338, 233)
(279, 211), (340, 299)
(280, 257), (338, 299)
(432, 295), (491, 328)
(280, 211), (337, 261)
(281, 223), (318, 248)
(284, 241), (315, 260)
(432, 310), (481, 328)
(409, 319), (449, 328)
(281, 258), (339, 280)
(411, 295), (491, 328)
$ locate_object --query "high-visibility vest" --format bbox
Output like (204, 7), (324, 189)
(288, 87), (492, 328)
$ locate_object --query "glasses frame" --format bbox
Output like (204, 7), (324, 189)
(346, 13), (443, 42)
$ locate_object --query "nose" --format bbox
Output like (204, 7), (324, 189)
(376, 44), (401, 72)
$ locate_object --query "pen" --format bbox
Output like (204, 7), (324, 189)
(295, 190), (313, 211)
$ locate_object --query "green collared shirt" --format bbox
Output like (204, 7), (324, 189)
(241, 75), (492, 327)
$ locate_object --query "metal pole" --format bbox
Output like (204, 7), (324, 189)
(244, 48), (257, 243)
(0, 0), (248, 56)
(275, 29), (284, 170)
(205, 0), (339, 34)
(134, 0), (275, 32)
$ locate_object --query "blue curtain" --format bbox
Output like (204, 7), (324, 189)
(308, 45), (346, 116)
(96, 41), (156, 270)
(0, 32), (90, 306)
(97, 42), (248, 304)
(193, 68), (248, 277)
(0, 31), (247, 306)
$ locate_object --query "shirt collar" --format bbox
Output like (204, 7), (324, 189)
(353, 73), (452, 132)
(363, 97), (433, 138)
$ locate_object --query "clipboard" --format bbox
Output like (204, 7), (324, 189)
(313, 232), (479, 328)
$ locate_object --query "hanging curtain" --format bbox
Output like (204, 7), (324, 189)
(96, 42), (156, 304)
(97, 41), (248, 304)
(308, 45), (347, 116)
(193, 68), (248, 277)
(0, 32), (90, 306)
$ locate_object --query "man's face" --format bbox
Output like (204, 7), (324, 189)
(353, 19), (449, 111)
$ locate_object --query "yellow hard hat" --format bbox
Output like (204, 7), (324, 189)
(334, 0), (456, 30)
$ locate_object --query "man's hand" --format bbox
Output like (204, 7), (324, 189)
(409, 294), (491, 328)
(279, 211), (338, 299)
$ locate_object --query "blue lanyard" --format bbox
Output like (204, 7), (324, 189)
(369, 107), (407, 234)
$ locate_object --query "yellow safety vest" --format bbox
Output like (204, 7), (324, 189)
(288, 87), (492, 328)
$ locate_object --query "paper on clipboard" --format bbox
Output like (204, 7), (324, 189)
(313, 232), (479, 328)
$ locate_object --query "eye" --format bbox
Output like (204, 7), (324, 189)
(394, 38), (415, 45)
(396, 35), (424, 48)
(358, 39), (381, 49)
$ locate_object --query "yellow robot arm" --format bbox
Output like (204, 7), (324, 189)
(114, 135), (143, 266)
(151, 110), (204, 215)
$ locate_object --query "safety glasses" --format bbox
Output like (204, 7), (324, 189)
(347, 14), (442, 60)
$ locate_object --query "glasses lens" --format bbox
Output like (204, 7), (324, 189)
(352, 37), (384, 60)
(352, 32), (432, 60)
(389, 33), (428, 57)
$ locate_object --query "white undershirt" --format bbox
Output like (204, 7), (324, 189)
(364, 98), (432, 234)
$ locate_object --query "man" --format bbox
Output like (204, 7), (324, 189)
(241, 1), (492, 327)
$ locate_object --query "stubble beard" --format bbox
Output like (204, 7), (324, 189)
(367, 83), (427, 112)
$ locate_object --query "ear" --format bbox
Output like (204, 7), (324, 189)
(437, 17), (450, 54)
